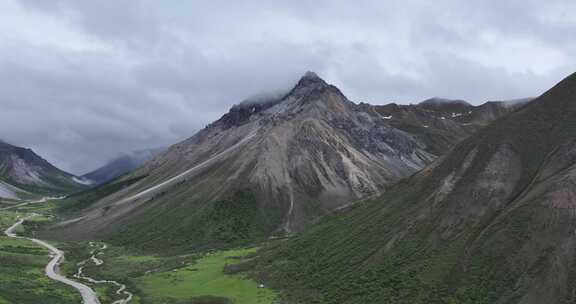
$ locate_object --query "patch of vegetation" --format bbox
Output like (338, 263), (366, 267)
(205, 191), (271, 243)
(0, 210), (80, 304)
(58, 242), (278, 304)
(135, 248), (278, 304)
(107, 189), (280, 253)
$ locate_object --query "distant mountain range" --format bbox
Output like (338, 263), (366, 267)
(371, 97), (529, 155)
(251, 72), (576, 304)
(82, 148), (165, 185)
(47, 72), (520, 252)
(0, 140), (87, 200)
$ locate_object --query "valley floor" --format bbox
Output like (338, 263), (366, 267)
(61, 241), (279, 304)
(0, 203), (80, 303)
(0, 198), (279, 304)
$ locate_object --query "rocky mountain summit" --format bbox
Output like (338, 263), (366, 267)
(50, 72), (519, 251)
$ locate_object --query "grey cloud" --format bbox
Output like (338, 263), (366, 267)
(16, 0), (161, 44)
(1, 0), (575, 174)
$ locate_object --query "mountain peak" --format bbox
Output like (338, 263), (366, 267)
(285, 71), (336, 102)
(303, 70), (321, 79)
(294, 71), (327, 89)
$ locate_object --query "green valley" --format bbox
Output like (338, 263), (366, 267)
(0, 207), (80, 304)
(0, 198), (279, 304)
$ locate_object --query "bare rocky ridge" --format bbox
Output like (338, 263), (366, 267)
(49, 72), (520, 250)
(0, 141), (87, 199)
(372, 97), (528, 155)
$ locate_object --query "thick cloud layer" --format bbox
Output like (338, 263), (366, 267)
(0, 0), (574, 174)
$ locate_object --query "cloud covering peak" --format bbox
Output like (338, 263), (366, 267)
(0, 0), (574, 173)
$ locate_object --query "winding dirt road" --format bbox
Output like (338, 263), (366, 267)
(0, 197), (52, 211)
(4, 214), (101, 304)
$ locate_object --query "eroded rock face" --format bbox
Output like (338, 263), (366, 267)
(53, 72), (519, 250)
(220, 101), (280, 129)
(144, 72), (437, 228)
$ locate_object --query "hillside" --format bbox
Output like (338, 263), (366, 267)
(250, 72), (576, 304)
(48, 72), (517, 252)
(0, 141), (87, 199)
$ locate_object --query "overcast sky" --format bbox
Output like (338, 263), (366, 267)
(0, 0), (575, 174)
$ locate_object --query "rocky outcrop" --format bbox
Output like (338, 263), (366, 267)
(51, 72), (519, 251)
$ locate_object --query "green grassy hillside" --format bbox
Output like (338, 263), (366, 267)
(0, 210), (80, 303)
(249, 73), (576, 304)
(104, 189), (282, 253)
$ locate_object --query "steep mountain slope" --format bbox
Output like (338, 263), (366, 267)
(49, 72), (516, 252)
(0, 140), (87, 199)
(251, 73), (576, 304)
(82, 148), (164, 185)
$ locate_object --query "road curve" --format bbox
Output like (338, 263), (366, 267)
(4, 214), (101, 304)
(0, 197), (50, 211)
